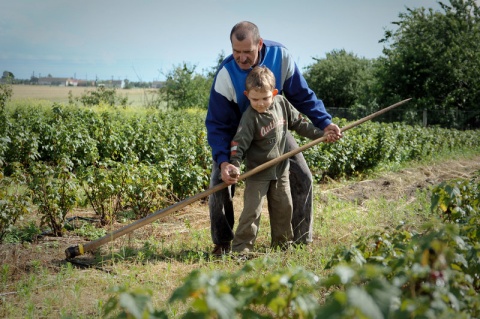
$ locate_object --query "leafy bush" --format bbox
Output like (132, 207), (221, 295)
(0, 163), (32, 243)
(78, 161), (123, 226)
(38, 104), (99, 166)
(103, 286), (168, 319)
(0, 83), (12, 166)
(324, 173), (480, 317)
(75, 86), (128, 107)
(431, 173), (480, 224)
(105, 258), (321, 319)
(3, 221), (41, 243)
(117, 161), (170, 219)
(29, 160), (78, 236)
(431, 173), (480, 291)
(3, 107), (41, 169)
(303, 120), (480, 180)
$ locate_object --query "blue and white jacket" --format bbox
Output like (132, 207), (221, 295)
(205, 39), (332, 165)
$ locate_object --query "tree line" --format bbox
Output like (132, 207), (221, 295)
(160, 0), (479, 129)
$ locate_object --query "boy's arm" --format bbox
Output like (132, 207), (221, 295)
(282, 97), (324, 140)
(226, 110), (255, 182)
(230, 111), (255, 167)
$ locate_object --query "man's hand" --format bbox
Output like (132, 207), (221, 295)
(220, 162), (240, 185)
(324, 123), (343, 143)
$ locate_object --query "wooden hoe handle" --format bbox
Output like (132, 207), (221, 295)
(65, 98), (411, 259)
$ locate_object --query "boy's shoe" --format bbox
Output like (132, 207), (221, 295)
(211, 243), (231, 256)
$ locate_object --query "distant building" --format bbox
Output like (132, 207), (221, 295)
(38, 77), (69, 86)
(96, 80), (124, 89)
(66, 78), (78, 86)
(35, 76), (123, 88)
(76, 80), (96, 87)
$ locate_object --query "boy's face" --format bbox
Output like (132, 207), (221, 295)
(244, 88), (278, 113)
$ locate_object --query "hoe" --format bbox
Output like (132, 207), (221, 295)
(65, 98), (411, 259)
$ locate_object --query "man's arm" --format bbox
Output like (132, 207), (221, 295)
(282, 63), (333, 129)
(205, 76), (242, 165)
(282, 57), (342, 142)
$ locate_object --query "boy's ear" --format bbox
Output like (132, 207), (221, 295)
(244, 90), (248, 96)
(273, 89), (278, 96)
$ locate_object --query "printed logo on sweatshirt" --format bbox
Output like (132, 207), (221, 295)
(260, 118), (286, 137)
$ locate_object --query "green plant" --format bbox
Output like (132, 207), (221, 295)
(3, 108), (41, 169)
(71, 223), (106, 240)
(431, 173), (480, 223)
(323, 174), (480, 317)
(118, 161), (169, 219)
(0, 163), (33, 243)
(78, 161), (123, 226)
(29, 160), (78, 236)
(430, 173), (480, 290)
(76, 86), (128, 107)
(169, 257), (321, 318)
(38, 104), (99, 167)
(0, 83), (12, 163)
(103, 286), (168, 319)
(3, 221), (41, 243)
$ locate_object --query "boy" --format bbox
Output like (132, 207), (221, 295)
(225, 66), (325, 254)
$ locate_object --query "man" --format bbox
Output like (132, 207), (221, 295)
(205, 21), (342, 256)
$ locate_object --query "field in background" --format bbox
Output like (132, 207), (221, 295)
(11, 85), (155, 107)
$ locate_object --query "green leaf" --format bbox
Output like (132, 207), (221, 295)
(335, 265), (355, 284)
(347, 286), (384, 319)
(205, 291), (237, 319)
(118, 291), (152, 319)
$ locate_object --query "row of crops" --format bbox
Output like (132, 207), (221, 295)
(1, 101), (480, 241)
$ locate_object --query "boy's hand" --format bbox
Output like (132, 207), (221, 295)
(324, 123), (342, 143)
(228, 169), (240, 178)
(220, 162), (240, 185)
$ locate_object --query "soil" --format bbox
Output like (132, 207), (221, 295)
(321, 156), (480, 205)
(1, 155), (480, 280)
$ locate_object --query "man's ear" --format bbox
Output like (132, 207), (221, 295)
(244, 90), (248, 96)
(272, 89), (278, 96)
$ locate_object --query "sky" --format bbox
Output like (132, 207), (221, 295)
(1, 0), (446, 82)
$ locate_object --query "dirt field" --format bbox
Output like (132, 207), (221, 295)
(10, 85), (152, 106)
(323, 156), (480, 204)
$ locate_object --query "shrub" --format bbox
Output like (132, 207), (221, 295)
(29, 160), (78, 236)
(77, 161), (122, 226)
(0, 163), (32, 243)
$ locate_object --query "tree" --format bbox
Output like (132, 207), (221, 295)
(1, 71), (14, 84)
(160, 63), (211, 110)
(303, 50), (376, 109)
(207, 51), (226, 79)
(376, 0), (480, 128)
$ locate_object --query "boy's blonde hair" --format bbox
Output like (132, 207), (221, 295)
(245, 66), (276, 92)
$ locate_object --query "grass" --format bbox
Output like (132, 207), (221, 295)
(10, 84), (158, 108)
(1, 100), (479, 318)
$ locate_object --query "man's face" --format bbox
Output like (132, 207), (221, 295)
(245, 89), (275, 113)
(231, 35), (263, 70)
